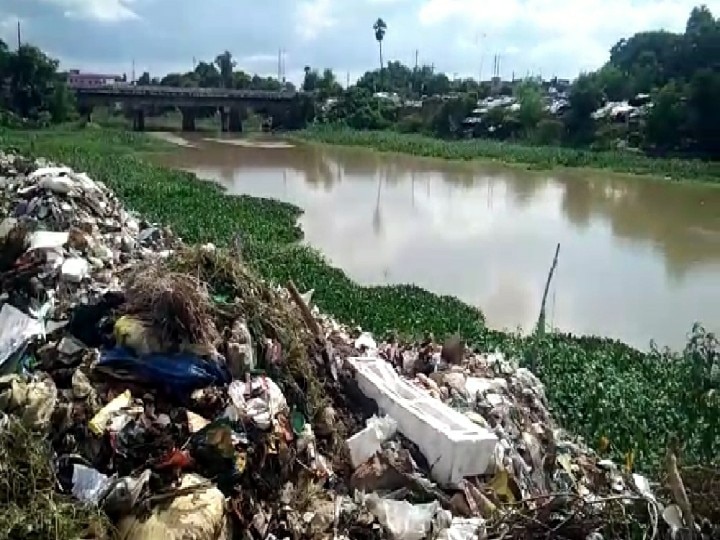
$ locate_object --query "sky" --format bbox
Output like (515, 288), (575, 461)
(0, 0), (717, 85)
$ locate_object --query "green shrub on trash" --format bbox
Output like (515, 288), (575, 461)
(1, 126), (718, 474)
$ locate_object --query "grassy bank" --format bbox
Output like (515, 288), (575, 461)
(296, 126), (720, 184)
(1, 126), (717, 473)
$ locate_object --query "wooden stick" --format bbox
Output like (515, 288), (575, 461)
(536, 243), (560, 336)
(287, 280), (322, 339)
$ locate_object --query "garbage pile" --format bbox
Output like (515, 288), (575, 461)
(0, 151), (712, 540)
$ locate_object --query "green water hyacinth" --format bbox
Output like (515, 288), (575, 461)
(1, 126), (718, 474)
(296, 126), (720, 185)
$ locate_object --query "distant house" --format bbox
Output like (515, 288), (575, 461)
(66, 70), (124, 89)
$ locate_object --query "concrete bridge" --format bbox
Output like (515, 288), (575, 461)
(75, 85), (309, 132)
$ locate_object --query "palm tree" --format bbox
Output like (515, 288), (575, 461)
(373, 18), (387, 73)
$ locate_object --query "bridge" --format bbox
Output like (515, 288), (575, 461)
(75, 85), (309, 132)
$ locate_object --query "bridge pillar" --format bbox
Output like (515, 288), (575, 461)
(228, 108), (243, 132)
(181, 108), (196, 132)
(132, 109), (145, 132)
(220, 108), (230, 132)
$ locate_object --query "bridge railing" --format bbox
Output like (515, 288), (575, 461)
(75, 85), (299, 100)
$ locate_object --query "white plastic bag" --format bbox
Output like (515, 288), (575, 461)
(0, 305), (44, 372)
(364, 493), (439, 540)
(346, 415), (398, 468)
(437, 518), (486, 540)
(72, 464), (113, 505)
(225, 377), (287, 429)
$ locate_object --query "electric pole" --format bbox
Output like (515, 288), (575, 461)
(414, 49), (419, 70)
(17, 20), (21, 49)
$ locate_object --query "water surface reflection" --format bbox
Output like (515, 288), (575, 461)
(156, 135), (720, 350)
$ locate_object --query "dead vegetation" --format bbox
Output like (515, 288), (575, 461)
(123, 266), (219, 348)
(0, 416), (111, 540)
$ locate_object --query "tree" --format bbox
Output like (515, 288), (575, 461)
(215, 50), (235, 89)
(137, 71), (151, 85)
(7, 45), (59, 118)
(596, 65), (631, 101)
(193, 62), (220, 87)
(645, 81), (687, 150)
(317, 68), (343, 99)
(232, 70), (252, 89)
(515, 79), (545, 134)
(565, 73), (603, 144)
(686, 68), (720, 155)
(302, 66), (320, 92)
(373, 18), (387, 73)
(48, 82), (76, 123)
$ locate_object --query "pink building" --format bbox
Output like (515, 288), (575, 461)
(67, 69), (124, 89)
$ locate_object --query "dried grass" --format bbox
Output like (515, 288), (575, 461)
(0, 416), (112, 540)
(166, 247), (328, 423)
(123, 265), (219, 348)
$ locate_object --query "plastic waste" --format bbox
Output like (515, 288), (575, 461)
(61, 257), (90, 283)
(0, 304), (44, 375)
(437, 518), (486, 540)
(364, 493), (440, 540)
(27, 230), (69, 251)
(117, 473), (231, 540)
(225, 377), (287, 429)
(354, 332), (378, 353)
(103, 469), (152, 517)
(346, 415), (398, 468)
(72, 464), (113, 505)
(0, 374), (57, 430)
(0, 217), (17, 239)
(97, 348), (231, 397)
(89, 389), (132, 436)
(113, 315), (167, 356)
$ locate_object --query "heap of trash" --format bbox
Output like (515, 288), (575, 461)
(0, 150), (714, 540)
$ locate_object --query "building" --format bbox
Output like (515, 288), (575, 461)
(66, 70), (124, 89)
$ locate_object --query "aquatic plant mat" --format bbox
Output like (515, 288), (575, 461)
(2, 126), (719, 475)
(0, 417), (111, 540)
(296, 126), (720, 184)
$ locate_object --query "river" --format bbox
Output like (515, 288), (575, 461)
(155, 133), (720, 350)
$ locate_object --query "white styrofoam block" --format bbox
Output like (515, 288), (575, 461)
(348, 357), (498, 485)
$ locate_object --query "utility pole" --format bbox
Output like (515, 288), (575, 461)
(414, 49), (419, 70)
(17, 20), (21, 49)
(346, 71), (350, 87)
(277, 49), (281, 81)
(131, 59), (136, 84)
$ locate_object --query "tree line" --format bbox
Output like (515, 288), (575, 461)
(310, 6), (719, 158)
(0, 41), (75, 126)
(0, 4), (717, 157)
(140, 51), (294, 92)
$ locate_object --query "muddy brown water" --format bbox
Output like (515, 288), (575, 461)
(154, 133), (720, 350)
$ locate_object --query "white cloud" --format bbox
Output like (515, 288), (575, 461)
(37, 0), (139, 22)
(417, 0), (720, 77)
(13, 0), (720, 81)
(296, 0), (337, 40)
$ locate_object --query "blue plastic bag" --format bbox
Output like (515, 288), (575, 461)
(97, 347), (231, 396)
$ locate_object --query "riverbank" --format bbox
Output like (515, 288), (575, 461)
(1, 125), (717, 472)
(296, 126), (720, 184)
